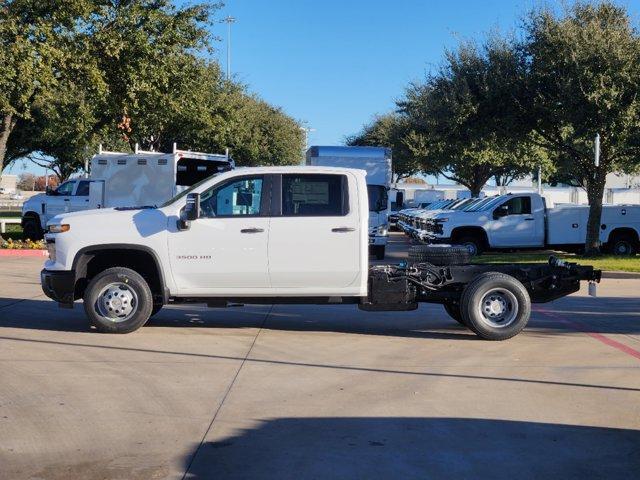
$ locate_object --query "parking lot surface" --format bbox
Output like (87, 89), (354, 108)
(1, 233), (639, 479)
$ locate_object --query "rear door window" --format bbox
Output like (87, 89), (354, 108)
(75, 181), (90, 196)
(281, 174), (348, 216)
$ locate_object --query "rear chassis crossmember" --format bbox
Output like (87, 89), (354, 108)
(359, 257), (601, 312)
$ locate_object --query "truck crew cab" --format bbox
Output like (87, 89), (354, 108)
(41, 167), (600, 341)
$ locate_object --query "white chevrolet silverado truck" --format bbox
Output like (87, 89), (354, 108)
(41, 167), (600, 340)
(418, 193), (640, 256)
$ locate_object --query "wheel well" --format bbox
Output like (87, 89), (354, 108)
(607, 227), (639, 245)
(451, 227), (488, 247)
(22, 211), (40, 225)
(73, 249), (164, 301)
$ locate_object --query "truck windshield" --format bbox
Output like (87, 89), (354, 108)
(367, 185), (388, 212)
(462, 196), (502, 212)
(160, 173), (221, 207)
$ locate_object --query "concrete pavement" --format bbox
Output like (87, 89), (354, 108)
(1, 234), (639, 479)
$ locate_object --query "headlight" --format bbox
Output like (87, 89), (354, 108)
(435, 218), (449, 223)
(48, 224), (70, 233)
(376, 224), (389, 236)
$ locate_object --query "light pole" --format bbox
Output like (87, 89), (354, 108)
(299, 126), (316, 164)
(223, 16), (236, 81)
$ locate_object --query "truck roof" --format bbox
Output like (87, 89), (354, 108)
(232, 165), (368, 176)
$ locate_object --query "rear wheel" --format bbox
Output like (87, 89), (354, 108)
(23, 216), (43, 240)
(83, 267), (153, 333)
(460, 272), (531, 341)
(443, 302), (465, 326)
(610, 236), (637, 256)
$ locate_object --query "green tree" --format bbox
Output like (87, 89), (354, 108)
(0, 0), (91, 173)
(346, 113), (423, 182)
(518, 1), (640, 254)
(399, 38), (543, 196)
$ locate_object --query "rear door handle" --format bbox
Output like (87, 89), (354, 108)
(240, 228), (264, 234)
(332, 227), (355, 232)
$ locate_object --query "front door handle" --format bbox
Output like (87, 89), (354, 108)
(240, 228), (264, 234)
(332, 227), (355, 232)
(524, 218), (535, 221)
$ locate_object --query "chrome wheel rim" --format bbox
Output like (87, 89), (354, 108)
(615, 241), (631, 255)
(463, 242), (478, 256)
(477, 288), (518, 328)
(95, 282), (138, 323)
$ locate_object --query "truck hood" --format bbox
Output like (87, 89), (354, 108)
(22, 192), (47, 207)
(47, 207), (171, 239)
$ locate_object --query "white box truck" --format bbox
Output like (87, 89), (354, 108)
(21, 145), (233, 239)
(40, 165), (599, 340)
(306, 146), (392, 259)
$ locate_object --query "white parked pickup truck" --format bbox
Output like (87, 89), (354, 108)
(41, 167), (600, 340)
(21, 146), (233, 240)
(418, 193), (640, 256)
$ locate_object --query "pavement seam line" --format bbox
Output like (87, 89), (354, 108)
(180, 304), (273, 480)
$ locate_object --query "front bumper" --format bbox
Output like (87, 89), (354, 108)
(41, 269), (76, 304)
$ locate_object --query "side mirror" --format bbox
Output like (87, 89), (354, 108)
(46, 186), (55, 196)
(493, 205), (509, 220)
(183, 193), (201, 221)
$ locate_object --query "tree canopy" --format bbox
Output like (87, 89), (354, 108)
(346, 113), (422, 182)
(0, 0), (304, 180)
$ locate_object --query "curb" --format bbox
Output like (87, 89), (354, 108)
(0, 249), (47, 257)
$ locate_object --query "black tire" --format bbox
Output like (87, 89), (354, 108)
(150, 303), (163, 318)
(83, 267), (153, 333)
(443, 302), (466, 326)
(610, 236), (637, 256)
(460, 272), (531, 341)
(408, 245), (471, 266)
(22, 216), (43, 240)
(370, 245), (385, 260)
(456, 236), (484, 256)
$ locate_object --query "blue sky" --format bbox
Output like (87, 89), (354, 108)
(6, 0), (640, 176)
(211, 0), (637, 146)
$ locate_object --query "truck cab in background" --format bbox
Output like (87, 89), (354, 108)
(420, 192), (640, 256)
(306, 146), (392, 260)
(21, 145), (233, 240)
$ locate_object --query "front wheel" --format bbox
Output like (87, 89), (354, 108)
(460, 272), (531, 341)
(455, 236), (484, 256)
(23, 216), (43, 240)
(83, 267), (153, 333)
(371, 245), (385, 260)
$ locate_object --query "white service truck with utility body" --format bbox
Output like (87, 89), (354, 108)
(418, 192), (640, 256)
(306, 146), (392, 260)
(21, 145), (233, 240)
(41, 166), (600, 341)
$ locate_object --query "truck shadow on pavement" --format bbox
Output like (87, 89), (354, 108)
(0, 296), (639, 336)
(180, 417), (640, 480)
